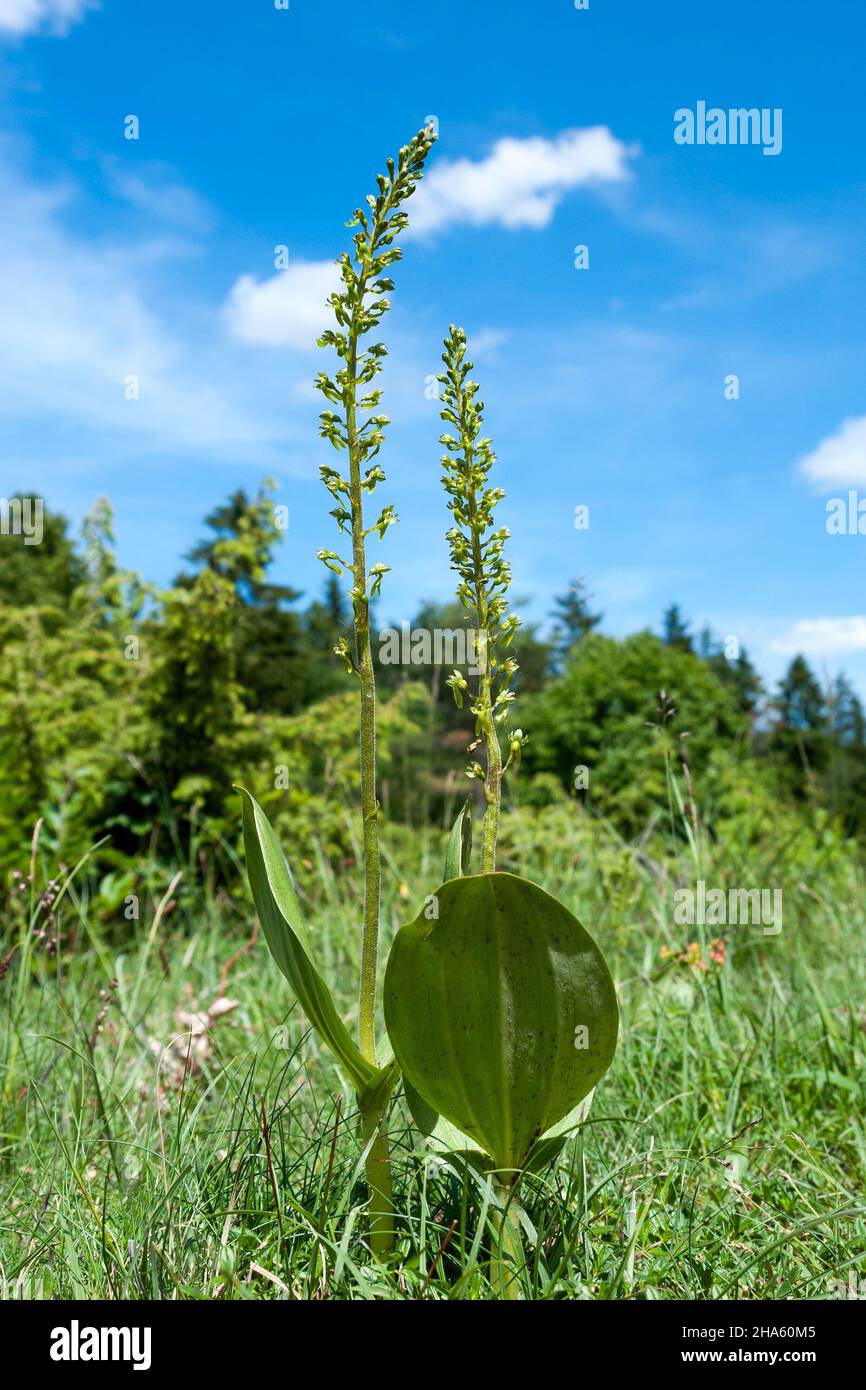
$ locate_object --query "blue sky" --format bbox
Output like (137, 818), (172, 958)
(2, 0), (866, 693)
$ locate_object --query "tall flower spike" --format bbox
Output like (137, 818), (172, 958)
(438, 325), (528, 872)
(310, 125), (436, 1258)
(313, 124), (436, 1076)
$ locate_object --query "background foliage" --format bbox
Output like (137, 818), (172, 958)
(3, 484), (865, 882)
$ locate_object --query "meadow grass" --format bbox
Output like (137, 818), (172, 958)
(2, 799), (865, 1300)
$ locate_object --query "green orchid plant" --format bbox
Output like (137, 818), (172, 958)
(237, 133), (619, 1295)
(384, 327), (618, 1294)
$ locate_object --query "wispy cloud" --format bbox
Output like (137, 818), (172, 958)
(0, 145), (298, 462)
(651, 213), (839, 312)
(799, 416), (866, 488)
(0, 0), (96, 38)
(595, 566), (663, 607)
(770, 617), (866, 656)
(466, 327), (508, 360)
(409, 127), (635, 237)
(223, 259), (340, 349)
(105, 160), (213, 232)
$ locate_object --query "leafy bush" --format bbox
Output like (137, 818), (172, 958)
(521, 631), (750, 833)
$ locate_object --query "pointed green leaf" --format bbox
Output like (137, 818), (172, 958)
(403, 1077), (488, 1169)
(236, 786), (376, 1093)
(444, 798), (472, 881)
(384, 872), (618, 1170)
(403, 1075), (477, 1150)
(525, 1089), (595, 1175)
(403, 1075), (439, 1136)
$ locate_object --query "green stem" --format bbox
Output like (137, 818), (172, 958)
(345, 218), (391, 1254)
(359, 1082), (395, 1259)
(479, 637), (503, 874)
(349, 494), (380, 1064)
(491, 1178), (523, 1300)
(346, 321), (395, 1252)
(345, 292), (380, 1069)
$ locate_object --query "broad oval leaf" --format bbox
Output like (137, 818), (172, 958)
(404, 1074), (592, 1173)
(237, 786), (376, 1093)
(384, 872), (618, 1170)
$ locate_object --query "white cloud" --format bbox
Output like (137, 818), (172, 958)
(106, 161), (213, 231)
(409, 127), (634, 237)
(799, 416), (866, 488)
(0, 146), (297, 461)
(770, 617), (866, 657)
(0, 0), (95, 37)
(223, 260), (341, 349)
(467, 327), (508, 359)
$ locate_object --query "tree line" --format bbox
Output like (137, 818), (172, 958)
(2, 482), (865, 886)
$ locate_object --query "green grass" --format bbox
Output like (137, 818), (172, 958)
(2, 801), (866, 1300)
